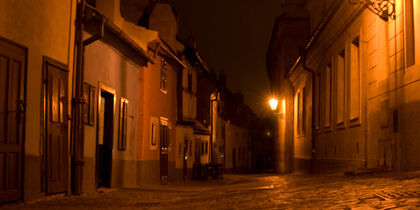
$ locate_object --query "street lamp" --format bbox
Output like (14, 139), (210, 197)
(269, 98), (278, 111)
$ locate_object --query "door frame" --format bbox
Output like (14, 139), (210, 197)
(95, 82), (116, 188)
(41, 56), (69, 194)
(0, 36), (27, 203)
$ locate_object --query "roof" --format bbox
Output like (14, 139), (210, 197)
(85, 4), (156, 64)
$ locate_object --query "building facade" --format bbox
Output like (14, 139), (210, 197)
(0, 0), (77, 203)
(267, 0), (420, 173)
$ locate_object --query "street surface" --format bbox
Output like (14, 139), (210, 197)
(3, 171), (420, 209)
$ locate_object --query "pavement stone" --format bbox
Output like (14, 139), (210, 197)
(2, 171), (420, 209)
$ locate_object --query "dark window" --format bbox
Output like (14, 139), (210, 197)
(205, 141), (208, 154)
(118, 98), (128, 150)
(83, 83), (95, 126)
(302, 87), (306, 133)
(189, 140), (192, 156)
(406, 0), (415, 67)
(222, 126), (226, 139)
(187, 72), (193, 93)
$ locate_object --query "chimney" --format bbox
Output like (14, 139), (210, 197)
(149, 3), (177, 49)
(96, 0), (123, 26)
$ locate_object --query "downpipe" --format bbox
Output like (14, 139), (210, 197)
(71, 0), (104, 195)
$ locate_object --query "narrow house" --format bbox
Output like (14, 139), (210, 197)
(80, 2), (153, 191)
(138, 39), (184, 184)
(0, 0), (76, 202)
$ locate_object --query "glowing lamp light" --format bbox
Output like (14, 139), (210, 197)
(269, 98), (278, 111)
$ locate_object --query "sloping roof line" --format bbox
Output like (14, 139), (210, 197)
(85, 4), (156, 64)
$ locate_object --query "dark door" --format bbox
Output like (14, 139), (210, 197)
(195, 139), (201, 164)
(183, 137), (188, 180)
(97, 91), (113, 188)
(160, 124), (168, 184)
(232, 148), (236, 170)
(0, 39), (26, 203)
(45, 60), (69, 195)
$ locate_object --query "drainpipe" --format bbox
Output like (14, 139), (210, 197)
(71, 0), (104, 195)
(301, 53), (316, 173)
(286, 0), (342, 173)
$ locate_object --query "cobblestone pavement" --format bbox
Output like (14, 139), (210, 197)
(3, 171), (420, 209)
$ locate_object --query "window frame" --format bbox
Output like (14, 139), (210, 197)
(150, 117), (159, 150)
(118, 97), (128, 150)
(160, 59), (168, 93)
(83, 83), (95, 126)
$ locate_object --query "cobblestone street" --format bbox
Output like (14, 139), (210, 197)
(3, 171), (420, 209)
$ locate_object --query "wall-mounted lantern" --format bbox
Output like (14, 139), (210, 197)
(269, 98), (279, 111)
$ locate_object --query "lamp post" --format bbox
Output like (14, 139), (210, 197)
(268, 97), (288, 173)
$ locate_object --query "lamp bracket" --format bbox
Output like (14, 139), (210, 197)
(350, 0), (395, 21)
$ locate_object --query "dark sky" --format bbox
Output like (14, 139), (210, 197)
(170, 0), (284, 117)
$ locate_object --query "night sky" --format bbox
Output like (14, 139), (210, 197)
(170, 0), (285, 117)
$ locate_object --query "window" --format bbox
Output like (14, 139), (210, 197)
(160, 59), (168, 92)
(189, 140), (192, 156)
(297, 91), (301, 132)
(205, 141), (208, 154)
(83, 83), (95, 126)
(187, 72), (193, 93)
(336, 50), (345, 125)
(350, 37), (361, 121)
(118, 98), (128, 150)
(302, 87), (307, 133)
(324, 62), (332, 128)
(314, 74), (321, 130)
(405, 0), (415, 67)
(150, 118), (158, 148)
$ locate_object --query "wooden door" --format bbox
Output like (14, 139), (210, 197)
(183, 137), (188, 179)
(45, 60), (68, 194)
(160, 124), (168, 184)
(232, 148), (236, 170)
(0, 38), (26, 203)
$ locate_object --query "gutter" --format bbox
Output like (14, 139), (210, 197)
(85, 4), (156, 64)
(287, 0), (343, 78)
